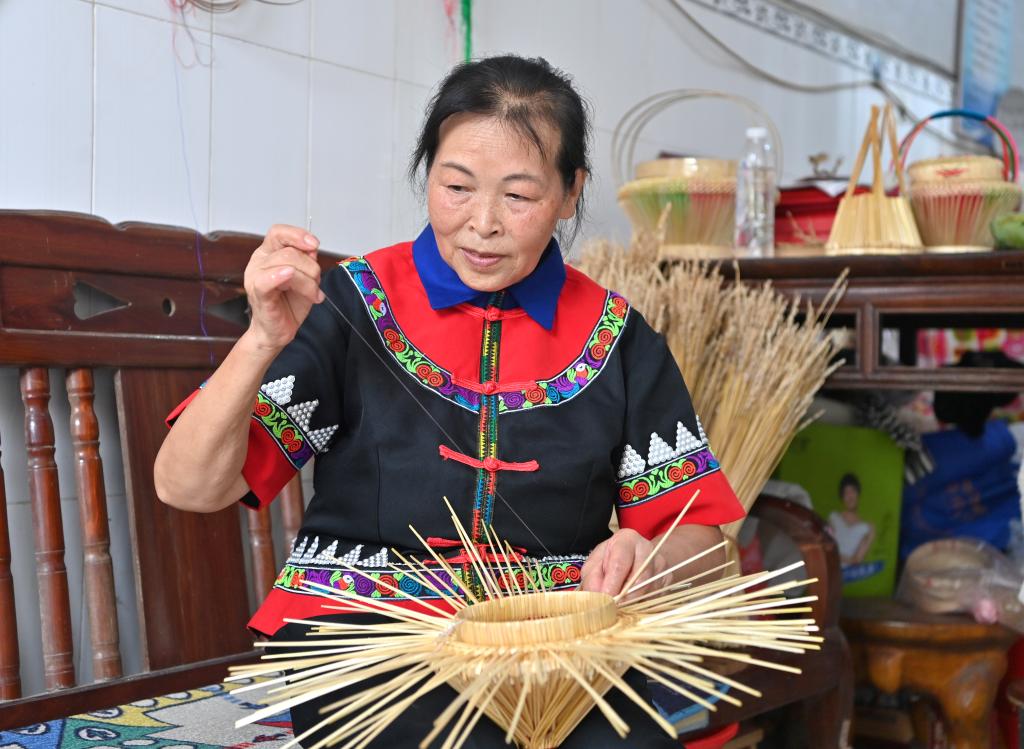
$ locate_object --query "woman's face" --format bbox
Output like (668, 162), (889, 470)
(842, 484), (860, 511)
(426, 113), (583, 293)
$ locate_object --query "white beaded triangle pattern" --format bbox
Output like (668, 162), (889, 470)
(308, 425), (339, 453)
(638, 421), (708, 472)
(286, 399), (319, 431)
(285, 540), (391, 568)
(675, 421), (705, 454)
(616, 444), (646, 479)
(648, 433), (677, 465)
(696, 415), (708, 445)
(288, 536), (308, 563)
(261, 374), (295, 406)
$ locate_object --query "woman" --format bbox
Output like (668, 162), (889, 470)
(828, 473), (875, 566)
(155, 55), (745, 747)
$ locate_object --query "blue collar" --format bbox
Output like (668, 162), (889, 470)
(411, 224), (566, 330)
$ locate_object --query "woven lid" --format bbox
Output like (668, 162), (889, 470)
(635, 157), (736, 180)
(909, 155), (1007, 185)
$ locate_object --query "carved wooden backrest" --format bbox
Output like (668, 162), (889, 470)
(0, 211), (313, 714)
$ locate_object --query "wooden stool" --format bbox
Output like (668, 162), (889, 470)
(841, 597), (1016, 749)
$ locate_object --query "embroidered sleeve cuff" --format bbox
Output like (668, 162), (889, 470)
(241, 390), (319, 510)
(615, 448), (746, 538)
(164, 386), (314, 511)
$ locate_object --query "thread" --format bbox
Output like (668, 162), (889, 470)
(171, 32), (213, 364)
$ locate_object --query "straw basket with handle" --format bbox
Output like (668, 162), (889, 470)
(826, 104), (923, 255)
(613, 90), (782, 260)
(898, 109), (1022, 252)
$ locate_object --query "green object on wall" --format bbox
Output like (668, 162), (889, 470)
(462, 0), (473, 61)
(775, 422), (904, 597)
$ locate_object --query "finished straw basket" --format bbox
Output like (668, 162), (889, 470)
(617, 157), (737, 256)
(613, 90), (783, 260)
(898, 109), (1022, 252)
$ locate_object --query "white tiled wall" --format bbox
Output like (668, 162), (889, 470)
(93, 6), (213, 229)
(1, 0), (973, 247)
(0, 0), (93, 213)
(0, 0), (986, 698)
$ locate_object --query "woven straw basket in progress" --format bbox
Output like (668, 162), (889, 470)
(229, 498), (821, 749)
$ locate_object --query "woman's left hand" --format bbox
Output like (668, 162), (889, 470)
(579, 528), (667, 600)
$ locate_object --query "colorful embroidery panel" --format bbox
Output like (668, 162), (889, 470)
(616, 446), (720, 508)
(274, 557), (585, 600)
(342, 256), (482, 411)
(497, 291), (629, 413)
(251, 390), (316, 470)
(339, 257), (629, 414)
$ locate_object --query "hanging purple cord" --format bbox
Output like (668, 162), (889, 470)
(194, 230), (209, 341)
(170, 30), (213, 364)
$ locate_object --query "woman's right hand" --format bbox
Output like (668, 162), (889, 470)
(244, 224), (325, 351)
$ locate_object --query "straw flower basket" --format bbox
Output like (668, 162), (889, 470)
(618, 157), (737, 258)
(899, 110), (1022, 252)
(612, 90), (783, 260)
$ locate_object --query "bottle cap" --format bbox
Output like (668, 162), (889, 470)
(746, 126), (768, 139)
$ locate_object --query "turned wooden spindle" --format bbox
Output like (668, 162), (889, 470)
(247, 507), (277, 601)
(67, 368), (123, 681)
(279, 474), (305, 555)
(20, 367), (75, 689)
(0, 424), (21, 700)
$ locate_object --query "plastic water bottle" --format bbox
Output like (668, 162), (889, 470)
(733, 127), (776, 257)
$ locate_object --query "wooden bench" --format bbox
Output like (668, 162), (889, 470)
(0, 210), (849, 745)
(0, 210), (322, 727)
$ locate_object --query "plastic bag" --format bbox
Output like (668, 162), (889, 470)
(896, 538), (1024, 632)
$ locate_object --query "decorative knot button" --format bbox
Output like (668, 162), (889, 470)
(482, 381), (498, 394)
(484, 307), (502, 322)
(483, 457), (500, 471)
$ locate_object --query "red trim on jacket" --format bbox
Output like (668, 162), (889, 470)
(617, 471), (746, 539)
(165, 387), (296, 512)
(366, 244), (608, 383)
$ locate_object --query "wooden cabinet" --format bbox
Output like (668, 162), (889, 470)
(731, 252), (1024, 393)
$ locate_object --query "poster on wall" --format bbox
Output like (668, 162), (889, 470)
(775, 423), (904, 597)
(956, 0), (1016, 147)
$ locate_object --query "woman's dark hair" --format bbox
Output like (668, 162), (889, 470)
(410, 55), (592, 246)
(838, 473), (861, 497)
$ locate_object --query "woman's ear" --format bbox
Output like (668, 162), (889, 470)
(559, 168), (587, 220)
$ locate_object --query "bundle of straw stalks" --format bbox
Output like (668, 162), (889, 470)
(576, 217), (846, 540)
(230, 497), (820, 749)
